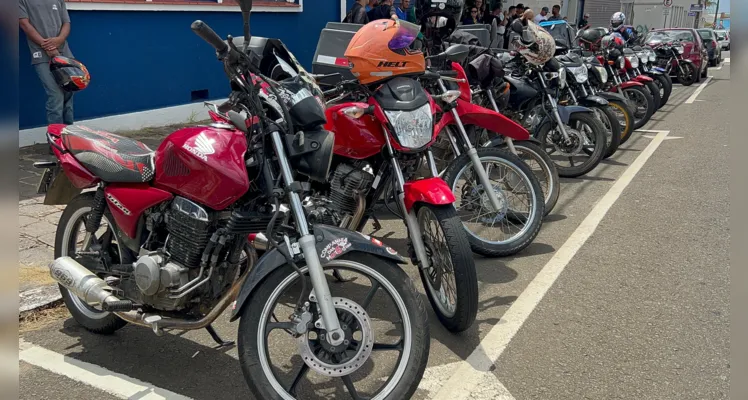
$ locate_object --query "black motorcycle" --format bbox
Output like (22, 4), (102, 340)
(632, 45), (672, 108)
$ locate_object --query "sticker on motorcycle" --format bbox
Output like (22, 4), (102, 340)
(320, 237), (352, 261)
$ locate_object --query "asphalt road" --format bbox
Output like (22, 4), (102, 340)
(19, 55), (730, 399)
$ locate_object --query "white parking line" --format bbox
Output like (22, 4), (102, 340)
(430, 131), (671, 400)
(684, 76), (713, 104)
(19, 339), (192, 400)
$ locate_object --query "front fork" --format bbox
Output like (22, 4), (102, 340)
(536, 73), (573, 144)
(436, 80), (503, 213)
(486, 89), (518, 155)
(381, 133), (432, 271)
(270, 131), (345, 347)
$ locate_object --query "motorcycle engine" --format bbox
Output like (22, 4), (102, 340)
(131, 197), (213, 310)
(307, 163), (374, 228)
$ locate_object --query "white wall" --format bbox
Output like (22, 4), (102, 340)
(628, 0), (696, 34)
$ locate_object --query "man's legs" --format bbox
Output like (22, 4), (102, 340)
(34, 63), (74, 125)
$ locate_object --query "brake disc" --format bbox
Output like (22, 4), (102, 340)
(551, 128), (585, 157)
(297, 297), (374, 377)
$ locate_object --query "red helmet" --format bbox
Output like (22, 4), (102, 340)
(50, 56), (91, 92)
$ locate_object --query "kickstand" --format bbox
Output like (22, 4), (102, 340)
(206, 324), (235, 349)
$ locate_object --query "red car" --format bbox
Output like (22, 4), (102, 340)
(644, 28), (709, 83)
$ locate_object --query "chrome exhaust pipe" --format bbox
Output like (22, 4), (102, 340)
(49, 256), (123, 308)
(249, 232), (268, 251)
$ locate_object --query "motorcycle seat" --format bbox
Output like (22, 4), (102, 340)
(60, 125), (155, 183)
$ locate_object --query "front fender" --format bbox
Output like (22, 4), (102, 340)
(594, 91), (628, 103)
(556, 105), (594, 125)
(680, 58), (694, 65)
(229, 224), (406, 321)
(578, 95), (609, 107)
(435, 98), (530, 141)
(633, 75), (654, 83)
(484, 136), (542, 149)
(619, 80), (645, 89)
(403, 177), (456, 213)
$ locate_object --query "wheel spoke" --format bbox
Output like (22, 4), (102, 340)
(287, 363), (309, 396)
(360, 281), (380, 310)
(341, 375), (368, 400)
(372, 341), (403, 351)
(265, 322), (297, 336)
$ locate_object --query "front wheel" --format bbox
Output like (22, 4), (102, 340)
(677, 62), (696, 86)
(536, 112), (607, 178)
(622, 86), (655, 130)
(506, 141), (560, 217)
(643, 81), (662, 114)
(442, 147), (545, 257)
(414, 204), (478, 332)
(653, 74), (672, 108)
(585, 105), (622, 159)
(237, 253), (430, 400)
(605, 98), (635, 145)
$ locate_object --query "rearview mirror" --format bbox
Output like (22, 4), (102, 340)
(237, 0), (253, 48)
(443, 44), (470, 62)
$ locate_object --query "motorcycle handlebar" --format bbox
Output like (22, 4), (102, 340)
(191, 20), (229, 56)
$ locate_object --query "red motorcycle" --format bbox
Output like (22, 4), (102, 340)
(315, 69), (479, 333)
(35, 13), (430, 399)
(420, 57), (546, 257)
(597, 53), (654, 130)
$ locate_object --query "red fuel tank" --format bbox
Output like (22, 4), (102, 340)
(153, 125), (249, 210)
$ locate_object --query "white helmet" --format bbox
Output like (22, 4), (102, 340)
(611, 12), (626, 29)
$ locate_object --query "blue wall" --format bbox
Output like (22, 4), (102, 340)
(19, 3), (340, 129)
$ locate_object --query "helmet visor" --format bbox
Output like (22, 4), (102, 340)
(388, 21), (421, 51)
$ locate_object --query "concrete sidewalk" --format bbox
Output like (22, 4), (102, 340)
(18, 122), (201, 313)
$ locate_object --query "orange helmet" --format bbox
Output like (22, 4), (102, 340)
(345, 20), (426, 85)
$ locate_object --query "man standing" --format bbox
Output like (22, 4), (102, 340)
(368, 0), (399, 21)
(577, 12), (590, 29)
(395, 0), (410, 21)
(514, 4), (525, 20)
(344, 0), (369, 24)
(547, 4), (562, 21)
(19, 0), (74, 125)
(534, 6), (549, 23)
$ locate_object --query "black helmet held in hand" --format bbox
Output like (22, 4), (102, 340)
(50, 56), (91, 92)
(578, 28), (603, 51)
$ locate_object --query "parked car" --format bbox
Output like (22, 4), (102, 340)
(715, 29), (730, 50)
(697, 28), (722, 66)
(643, 28), (709, 82)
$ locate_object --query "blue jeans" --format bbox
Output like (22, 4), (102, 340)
(34, 62), (74, 125)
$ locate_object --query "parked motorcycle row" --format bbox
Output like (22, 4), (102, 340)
(33, 1), (693, 398)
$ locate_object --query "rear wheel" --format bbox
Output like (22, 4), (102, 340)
(55, 193), (129, 334)
(414, 204), (478, 333)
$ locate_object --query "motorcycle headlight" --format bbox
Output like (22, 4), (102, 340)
(626, 56), (639, 69)
(595, 66), (608, 83)
(636, 52), (649, 64)
(384, 103), (433, 149)
(675, 45), (685, 54)
(618, 57), (625, 69)
(568, 66), (588, 83)
(649, 51), (657, 62)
